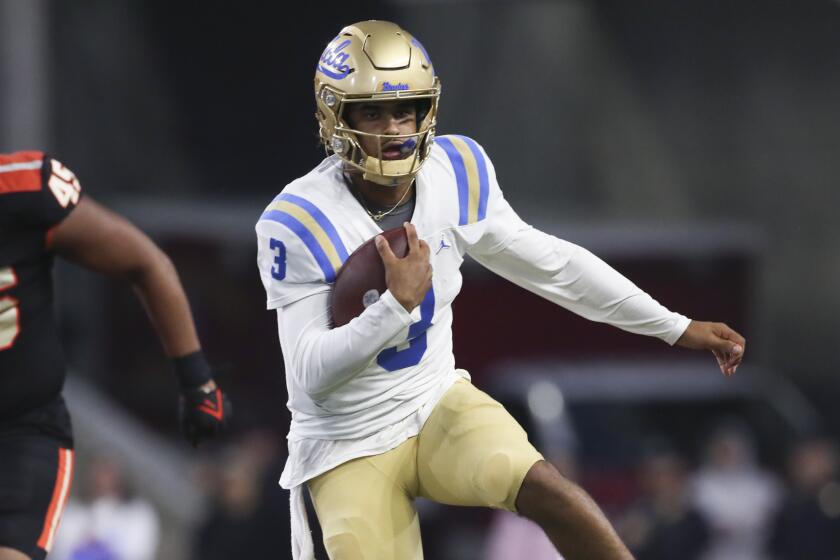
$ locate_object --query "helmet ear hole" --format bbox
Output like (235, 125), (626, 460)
(416, 99), (432, 124)
(339, 106), (353, 129)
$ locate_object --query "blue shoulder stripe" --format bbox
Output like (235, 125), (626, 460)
(455, 135), (489, 222)
(437, 135), (489, 225)
(436, 137), (470, 225)
(261, 211), (337, 282)
(261, 193), (348, 283)
(277, 193), (349, 262)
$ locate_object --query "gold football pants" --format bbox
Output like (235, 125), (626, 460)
(308, 379), (544, 559)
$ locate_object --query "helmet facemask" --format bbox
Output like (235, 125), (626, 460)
(317, 84), (439, 187)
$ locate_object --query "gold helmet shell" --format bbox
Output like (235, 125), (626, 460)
(314, 20), (441, 186)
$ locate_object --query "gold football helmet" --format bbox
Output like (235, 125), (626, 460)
(314, 20), (441, 187)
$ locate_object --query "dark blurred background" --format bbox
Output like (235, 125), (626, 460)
(2, 1), (840, 559)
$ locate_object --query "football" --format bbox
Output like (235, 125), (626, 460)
(331, 226), (409, 327)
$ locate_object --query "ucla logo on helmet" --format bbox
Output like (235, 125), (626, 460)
(318, 38), (354, 80)
(377, 81), (410, 92)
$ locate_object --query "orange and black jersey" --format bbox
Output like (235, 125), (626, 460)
(0, 151), (82, 424)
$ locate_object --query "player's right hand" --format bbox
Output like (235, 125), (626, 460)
(179, 381), (232, 447)
(375, 222), (432, 312)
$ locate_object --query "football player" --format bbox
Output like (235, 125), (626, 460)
(255, 20), (745, 560)
(0, 151), (231, 560)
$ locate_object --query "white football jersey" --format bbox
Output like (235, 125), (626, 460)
(255, 135), (690, 488)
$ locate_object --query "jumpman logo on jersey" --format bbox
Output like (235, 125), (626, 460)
(436, 237), (452, 255)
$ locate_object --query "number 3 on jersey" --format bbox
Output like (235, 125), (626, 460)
(269, 238), (286, 280)
(0, 267), (20, 351)
(377, 288), (435, 372)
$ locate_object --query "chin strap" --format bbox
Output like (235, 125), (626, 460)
(361, 156), (419, 186)
(362, 170), (402, 187)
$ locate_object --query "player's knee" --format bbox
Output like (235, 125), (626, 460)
(472, 450), (517, 507)
(521, 459), (569, 497)
(517, 460), (582, 519)
(321, 516), (376, 560)
(323, 531), (365, 560)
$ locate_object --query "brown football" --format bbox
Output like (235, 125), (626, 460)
(331, 226), (409, 327)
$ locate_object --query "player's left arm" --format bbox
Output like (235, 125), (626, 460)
(51, 196), (201, 359)
(49, 195), (231, 444)
(463, 141), (744, 376)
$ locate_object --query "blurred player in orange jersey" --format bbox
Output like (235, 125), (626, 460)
(0, 151), (231, 560)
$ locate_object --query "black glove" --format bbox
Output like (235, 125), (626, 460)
(179, 385), (232, 447)
(172, 350), (232, 446)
